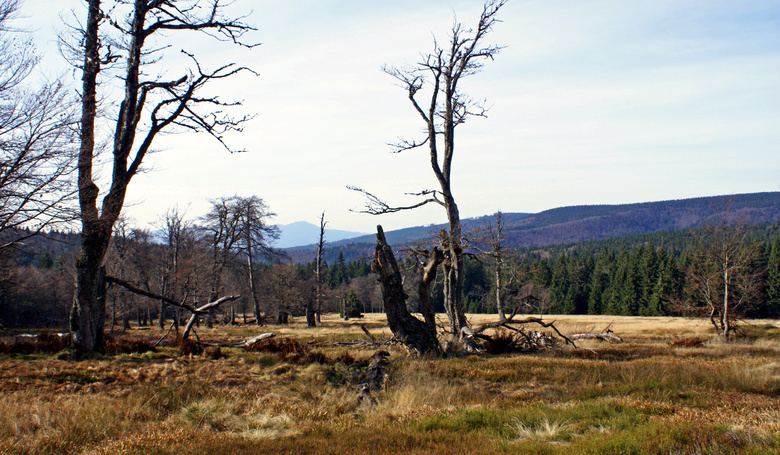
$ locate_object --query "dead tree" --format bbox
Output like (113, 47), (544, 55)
(416, 245), (444, 332)
(311, 212), (327, 327)
(372, 226), (440, 356)
(69, 0), (257, 353)
(351, 0), (506, 337)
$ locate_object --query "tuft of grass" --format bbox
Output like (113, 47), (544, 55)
(509, 418), (573, 443)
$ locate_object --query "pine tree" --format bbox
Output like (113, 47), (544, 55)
(549, 256), (569, 313)
(588, 248), (613, 315)
(763, 238), (780, 318)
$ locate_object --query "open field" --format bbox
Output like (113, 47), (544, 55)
(1, 314), (779, 454)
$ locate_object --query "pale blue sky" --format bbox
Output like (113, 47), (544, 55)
(17, 0), (780, 234)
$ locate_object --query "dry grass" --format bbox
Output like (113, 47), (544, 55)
(0, 314), (778, 454)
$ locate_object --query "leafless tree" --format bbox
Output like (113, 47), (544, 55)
(234, 196), (281, 324)
(200, 195), (279, 326)
(311, 211), (326, 327)
(0, 0), (77, 251)
(261, 262), (308, 325)
(201, 196), (244, 327)
(475, 211), (508, 320)
(351, 0), (506, 337)
(69, 0), (257, 353)
(155, 207), (192, 329)
(685, 217), (763, 339)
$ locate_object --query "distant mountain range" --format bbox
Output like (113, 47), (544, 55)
(284, 192), (780, 263)
(273, 221), (367, 249)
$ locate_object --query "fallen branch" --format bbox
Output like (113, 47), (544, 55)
(569, 331), (623, 343)
(182, 295), (241, 341)
(463, 313), (577, 350)
(153, 323), (177, 347)
(244, 332), (276, 348)
(106, 275), (240, 343)
(106, 276), (200, 314)
(360, 325), (376, 343)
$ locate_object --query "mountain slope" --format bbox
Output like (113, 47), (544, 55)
(284, 192), (780, 263)
(274, 221), (367, 249)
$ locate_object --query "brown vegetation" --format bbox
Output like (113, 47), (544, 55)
(0, 314), (778, 454)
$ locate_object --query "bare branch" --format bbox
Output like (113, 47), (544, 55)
(348, 186), (444, 215)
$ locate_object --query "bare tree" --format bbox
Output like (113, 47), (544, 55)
(474, 211), (509, 320)
(200, 195), (279, 326)
(686, 218), (762, 339)
(351, 1), (506, 337)
(0, 0), (77, 250)
(262, 262), (307, 325)
(69, 0), (257, 353)
(234, 196), (280, 325)
(311, 211), (326, 327)
(155, 207), (192, 329)
(201, 196), (244, 327)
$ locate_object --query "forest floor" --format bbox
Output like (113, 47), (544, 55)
(1, 314), (779, 454)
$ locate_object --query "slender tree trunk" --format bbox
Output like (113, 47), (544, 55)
(495, 264), (505, 320)
(246, 249), (263, 325)
(723, 268), (730, 339)
(311, 212), (326, 328)
(442, 203), (467, 335)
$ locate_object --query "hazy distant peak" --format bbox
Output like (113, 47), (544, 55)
(273, 221), (368, 249)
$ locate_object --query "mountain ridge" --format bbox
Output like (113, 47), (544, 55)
(273, 221), (367, 249)
(284, 192), (780, 263)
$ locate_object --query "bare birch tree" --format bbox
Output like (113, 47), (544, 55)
(686, 218), (762, 339)
(351, 0), (506, 337)
(69, 0), (257, 353)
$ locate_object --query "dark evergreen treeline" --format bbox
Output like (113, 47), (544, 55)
(296, 251), (372, 289)
(452, 223), (780, 319)
(2, 222), (779, 328)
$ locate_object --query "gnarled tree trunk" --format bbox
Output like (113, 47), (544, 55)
(373, 226), (440, 356)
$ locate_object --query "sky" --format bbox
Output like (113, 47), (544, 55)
(16, 0), (780, 236)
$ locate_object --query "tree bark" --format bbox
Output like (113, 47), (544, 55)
(70, 263), (107, 354)
(418, 247), (443, 331)
(373, 226), (440, 356)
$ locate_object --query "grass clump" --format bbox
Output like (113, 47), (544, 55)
(509, 418), (573, 443)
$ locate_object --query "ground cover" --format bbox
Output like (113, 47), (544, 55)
(1, 314), (778, 454)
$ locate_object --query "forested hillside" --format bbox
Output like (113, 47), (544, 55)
(2, 193), (779, 328)
(287, 192), (780, 263)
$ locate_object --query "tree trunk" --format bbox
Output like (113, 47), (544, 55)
(159, 301), (166, 329)
(70, 262), (107, 354)
(374, 226), (440, 356)
(246, 239), (263, 325)
(441, 203), (467, 336)
(418, 247), (443, 331)
(723, 268), (730, 339)
(305, 300), (316, 327)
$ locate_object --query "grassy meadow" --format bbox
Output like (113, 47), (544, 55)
(1, 313), (779, 454)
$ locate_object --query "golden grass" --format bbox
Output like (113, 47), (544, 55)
(1, 314), (778, 454)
